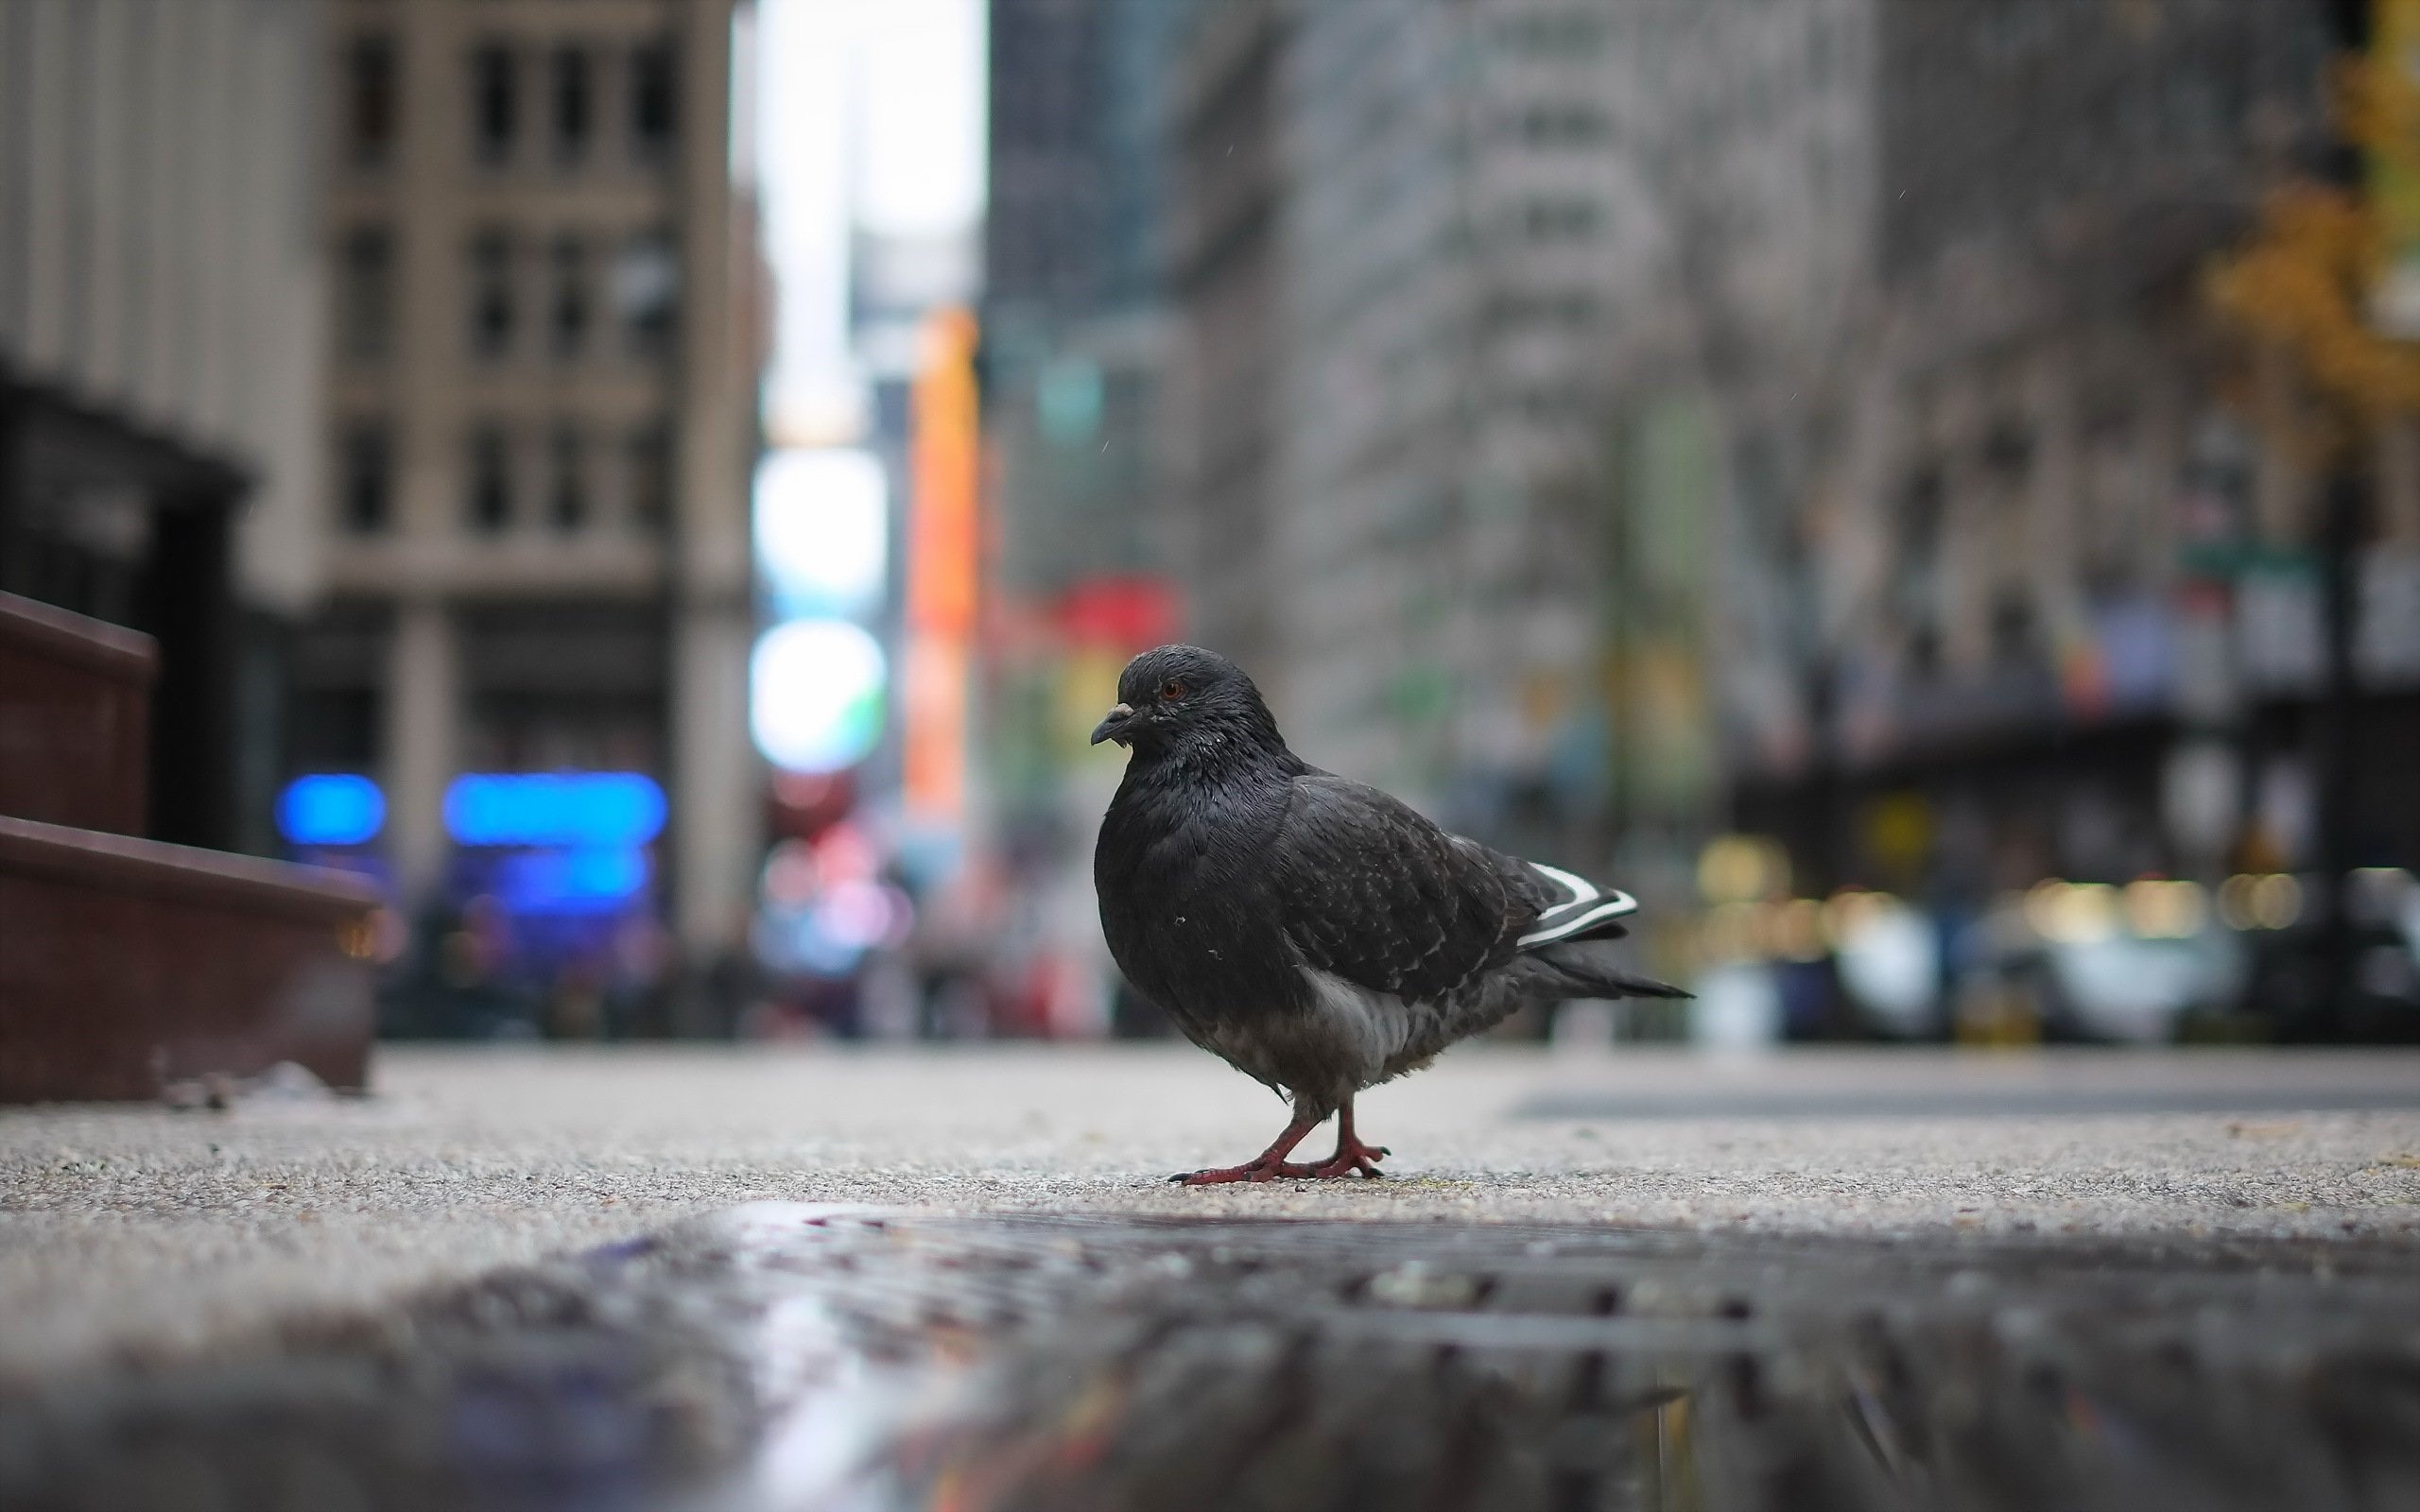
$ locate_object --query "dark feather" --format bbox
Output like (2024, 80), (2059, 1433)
(1094, 644), (1684, 1117)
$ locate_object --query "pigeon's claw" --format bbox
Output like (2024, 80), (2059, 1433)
(1169, 1111), (1324, 1185)
(1167, 1105), (1389, 1185)
(1169, 1159), (1289, 1185)
(1296, 1130), (1389, 1179)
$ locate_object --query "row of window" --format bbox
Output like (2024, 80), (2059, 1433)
(1506, 105), (1610, 147)
(338, 421), (673, 536)
(337, 227), (679, 366)
(343, 34), (678, 169)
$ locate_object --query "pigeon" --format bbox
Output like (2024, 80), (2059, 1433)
(1091, 644), (1686, 1184)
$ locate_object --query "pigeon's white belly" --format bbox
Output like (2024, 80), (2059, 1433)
(1184, 964), (1481, 1111)
(1299, 967), (1421, 1075)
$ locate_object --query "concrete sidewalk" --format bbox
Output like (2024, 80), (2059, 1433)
(3, 1043), (2417, 1385)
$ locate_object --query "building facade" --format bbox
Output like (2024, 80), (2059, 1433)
(0, 0), (325, 855)
(977, 0), (1188, 1034)
(1725, 0), (2360, 903)
(309, 0), (756, 982)
(1156, 0), (2411, 896)
(1159, 0), (1868, 890)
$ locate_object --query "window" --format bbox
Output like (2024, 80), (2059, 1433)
(467, 230), (515, 360)
(1496, 11), (1603, 58)
(1516, 105), (1607, 147)
(467, 427), (512, 533)
(548, 428), (588, 530)
(548, 234), (591, 359)
(344, 36), (399, 167)
(470, 43), (518, 166)
(630, 39), (677, 161)
(337, 226), (395, 363)
(1523, 199), (1599, 241)
(551, 45), (592, 162)
(614, 231), (678, 356)
(626, 424), (670, 531)
(339, 423), (392, 533)
(1483, 290), (1599, 329)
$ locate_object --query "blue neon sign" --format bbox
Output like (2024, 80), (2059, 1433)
(276, 774), (386, 846)
(442, 772), (666, 849)
(493, 846), (649, 914)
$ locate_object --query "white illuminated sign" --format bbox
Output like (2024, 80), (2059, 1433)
(752, 447), (888, 618)
(750, 618), (887, 773)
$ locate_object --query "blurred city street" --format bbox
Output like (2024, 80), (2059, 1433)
(12, 0), (2420, 1504)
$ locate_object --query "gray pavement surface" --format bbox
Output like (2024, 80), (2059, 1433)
(4, 1043), (2419, 1388)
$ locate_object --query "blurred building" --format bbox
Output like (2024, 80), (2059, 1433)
(1163, 0), (1287, 693)
(983, 0), (1180, 680)
(1154, 0), (2411, 914)
(1722, 0), (2359, 905)
(977, 0), (1187, 1036)
(306, 0), (757, 969)
(0, 0), (324, 855)
(1160, 0), (1866, 881)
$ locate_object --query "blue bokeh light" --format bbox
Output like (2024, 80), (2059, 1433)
(276, 774), (386, 847)
(443, 772), (667, 849)
(493, 846), (650, 914)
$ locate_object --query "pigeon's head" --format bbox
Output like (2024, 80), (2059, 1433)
(1090, 644), (1282, 757)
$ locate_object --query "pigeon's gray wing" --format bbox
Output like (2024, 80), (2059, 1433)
(1269, 773), (1552, 1001)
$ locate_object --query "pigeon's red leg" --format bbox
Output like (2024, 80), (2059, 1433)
(1170, 1112), (1322, 1185)
(1291, 1098), (1388, 1178)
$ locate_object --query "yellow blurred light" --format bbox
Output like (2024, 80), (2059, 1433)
(1821, 887), (1886, 942)
(2122, 879), (2209, 939)
(2218, 873), (2261, 930)
(1702, 901), (1761, 963)
(2252, 873), (2304, 930)
(2220, 872), (2304, 930)
(1770, 898), (1827, 962)
(1698, 833), (1788, 906)
(2021, 880), (2065, 938)
(1863, 793), (1933, 874)
(2026, 880), (2119, 944)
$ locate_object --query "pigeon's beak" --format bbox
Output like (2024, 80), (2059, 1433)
(1089, 702), (1136, 747)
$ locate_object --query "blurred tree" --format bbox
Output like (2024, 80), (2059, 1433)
(2204, 12), (2403, 1038)
(2208, 56), (2420, 444)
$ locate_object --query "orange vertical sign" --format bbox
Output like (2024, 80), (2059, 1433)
(904, 307), (980, 821)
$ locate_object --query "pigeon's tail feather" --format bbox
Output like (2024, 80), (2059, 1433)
(1540, 914), (1631, 946)
(1511, 861), (1641, 947)
(1530, 941), (1692, 1000)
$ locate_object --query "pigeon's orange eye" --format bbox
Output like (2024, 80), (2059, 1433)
(1160, 678), (1187, 700)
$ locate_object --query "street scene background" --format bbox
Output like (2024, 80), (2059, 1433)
(11, 7), (2420, 1509)
(5, 0), (2420, 1054)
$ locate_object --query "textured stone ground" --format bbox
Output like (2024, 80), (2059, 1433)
(3, 1043), (2417, 1386)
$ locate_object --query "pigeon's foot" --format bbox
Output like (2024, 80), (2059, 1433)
(1169, 1102), (1390, 1184)
(1291, 1135), (1389, 1179)
(1288, 1100), (1389, 1178)
(1168, 1111), (1323, 1186)
(1169, 1156), (1298, 1185)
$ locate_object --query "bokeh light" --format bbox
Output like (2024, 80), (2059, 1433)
(752, 447), (888, 618)
(750, 619), (887, 774)
(275, 775), (386, 847)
